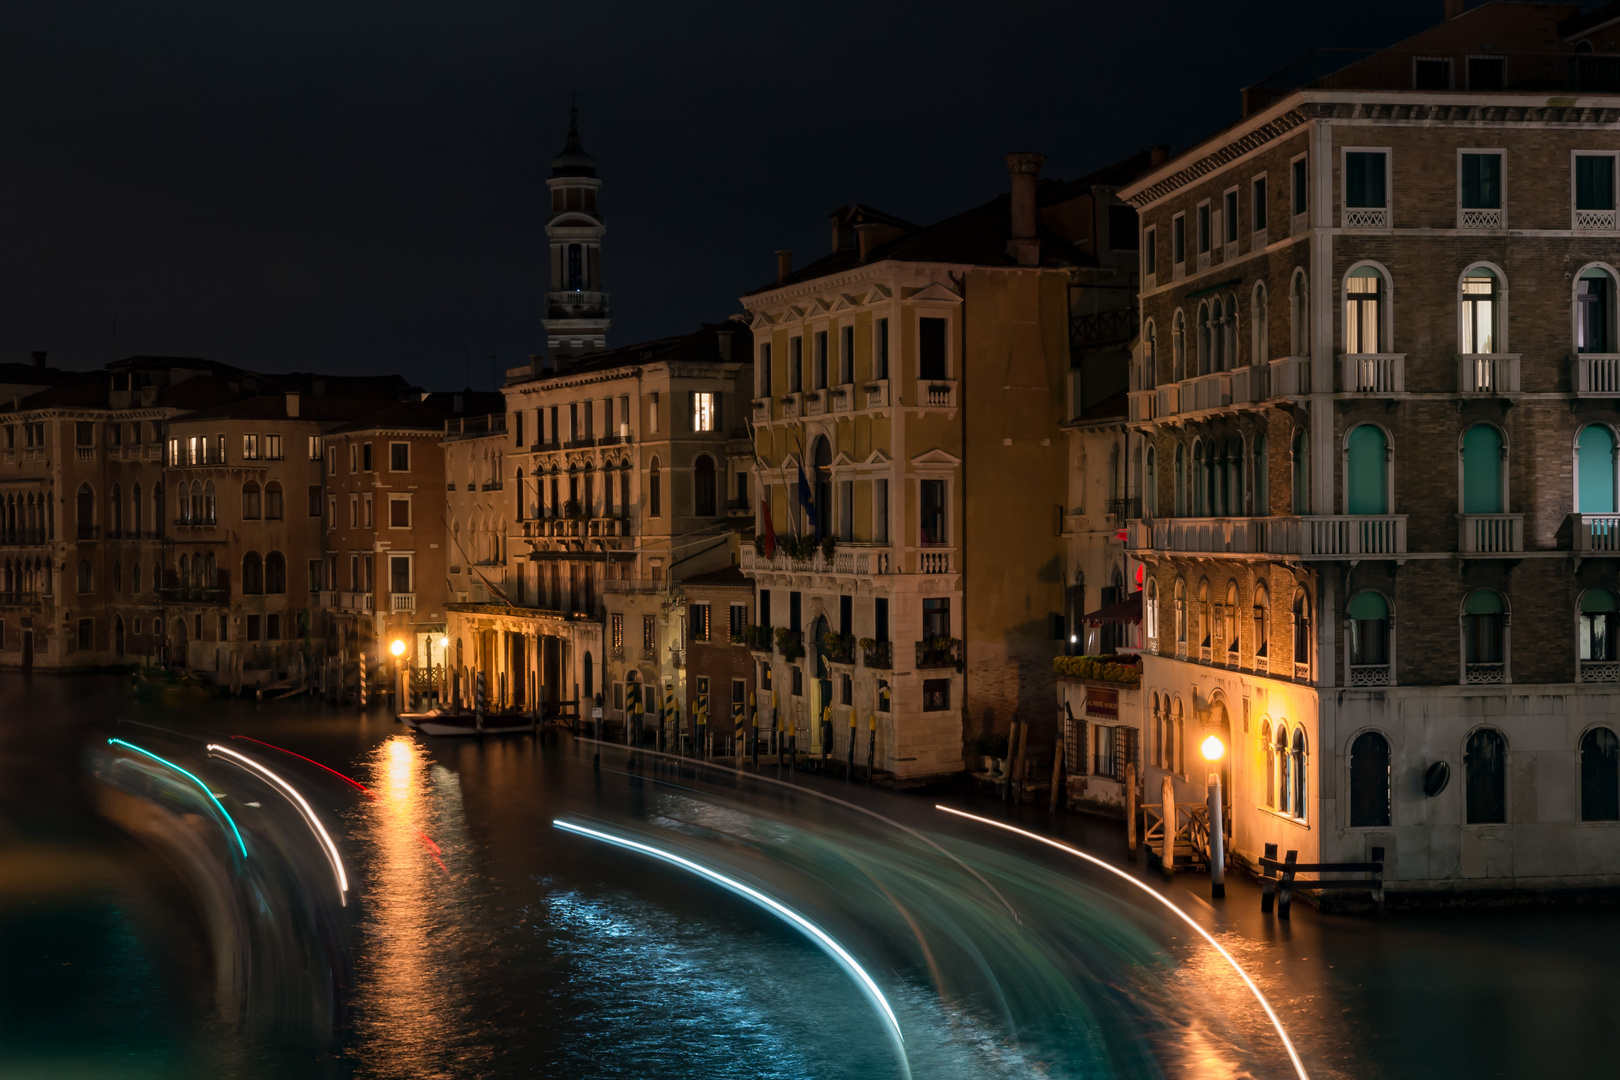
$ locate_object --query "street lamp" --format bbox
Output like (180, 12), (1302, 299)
(389, 638), (408, 715)
(1201, 735), (1226, 898)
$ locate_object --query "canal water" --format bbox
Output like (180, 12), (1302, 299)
(2, 674), (1618, 1079)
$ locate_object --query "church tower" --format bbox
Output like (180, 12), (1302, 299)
(542, 107), (610, 363)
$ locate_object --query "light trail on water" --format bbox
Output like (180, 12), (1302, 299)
(208, 743), (349, 904)
(935, 805), (1310, 1080)
(106, 737), (247, 858)
(552, 818), (911, 1078)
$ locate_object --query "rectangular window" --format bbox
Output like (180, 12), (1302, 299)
(390, 442), (409, 471)
(390, 555), (411, 594)
(919, 318), (947, 380)
(790, 590), (801, 631)
(790, 336), (803, 392)
(840, 673), (852, 706)
(760, 343), (773, 395)
(265, 434), (281, 460)
(839, 325), (854, 383)
(1576, 154), (1617, 231)
(350, 445), (358, 473)
(1172, 214), (1186, 264)
(389, 496), (411, 528)
(643, 614), (656, 651)
(246, 615), (261, 642)
(1196, 202), (1210, 253)
(1345, 151), (1387, 208)
(308, 560), (323, 592)
(242, 434), (260, 460)
(1093, 725), (1118, 778)
(877, 677), (890, 712)
(874, 598), (889, 643)
(348, 495), (358, 528)
(349, 555), (360, 590)
(1223, 189), (1238, 243)
(1414, 56), (1452, 89)
(649, 393), (660, 434)
(76, 422), (94, 447)
(1460, 152), (1502, 209)
(513, 410), (524, 447)
(814, 330), (828, 389)
(838, 480), (853, 542)
(307, 485), (322, 516)
(692, 391), (716, 432)
(1467, 55), (1505, 91)
(1292, 157), (1308, 215)
(923, 597), (950, 639)
(922, 678), (950, 712)
(363, 493), (373, 528)
(1251, 176), (1267, 232)
(1346, 274), (1383, 354)
(920, 479), (946, 545)
(327, 447), (336, 475)
(759, 588), (771, 629)
(791, 666), (803, 696)
(106, 422), (120, 447)
(877, 319), (889, 379)
(690, 603), (711, 642)
(327, 496), (336, 528)
(308, 435), (323, 460)
(611, 612), (623, 651)
(1108, 204), (1138, 249)
(761, 664), (772, 691)
(729, 604), (747, 642)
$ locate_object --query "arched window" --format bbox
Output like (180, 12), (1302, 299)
(1581, 727), (1620, 822)
(1261, 719), (1275, 808)
(694, 454), (717, 518)
(152, 483), (163, 535)
(1275, 723), (1293, 814)
(1209, 298), (1224, 373)
(1577, 266), (1616, 353)
(1172, 309), (1187, 381)
(1225, 580), (1240, 659)
(203, 553), (215, 588)
(1225, 437), (1243, 517)
(1345, 266), (1386, 354)
(1460, 267), (1500, 354)
(1291, 427), (1310, 514)
(1222, 292), (1238, 368)
(264, 481), (283, 521)
(1196, 303), (1212, 376)
(1174, 443), (1186, 516)
(132, 561), (141, 594)
(1144, 577), (1159, 643)
(1145, 447), (1157, 518)
(1141, 319), (1158, 389)
(1289, 269), (1309, 357)
(76, 483), (93, 539)
(649, 456), (662, 517)
(265, 551), (286, 594)
(77, 558), (91, 593)
(1251, 432), (1268, 515)
(1581, 588), (1619, 667)
(112, 559), (122, 593)
(1577, 425), (1616, 513)
(179, 553), (190, 590)
(1350, 731), (1391, 827)
(109, 483), (121, 537)
(584, 651), (594, 700)
(1460, 424), (1504, 514)
(1291, 728), (1308, 819)
(1347, 590), (1391, 681)
(1463, 589), (1507, 682)
(1197, 579), (1212, 650)
(1252, 282), (1269, 365)
(514, 468), (525, 521)
(132, 482), (143, 535)
(1253, 582), (1271, 661)
(202, 480), (216, 524)
(1172, 697), (1184, 776)
(1293, 588), (1311, 675)
(1465, 728), (1507, 824)
(1191, 440), (1205, 516)
(242, 480), (261, 521)
(1346, 424), (1388, 514)
(1173, 578), (1187, 646)
(810, 438), (831, 537)
(242, 551), (264, 595)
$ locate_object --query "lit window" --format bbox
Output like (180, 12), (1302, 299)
(1461, 271), (1498, 354)
(692, 392), (716, 432)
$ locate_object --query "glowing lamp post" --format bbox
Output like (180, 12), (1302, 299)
(390, 637), (408, 714)
(1201, 735), (1227, 898)
(436, 636), (450, 704)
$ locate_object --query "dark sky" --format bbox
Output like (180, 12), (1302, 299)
(0, 0), (1443, 390)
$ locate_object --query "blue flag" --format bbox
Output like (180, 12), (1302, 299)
(797, 462), (817, 533)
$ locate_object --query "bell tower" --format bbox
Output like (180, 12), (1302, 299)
(543, 106), (610, 363)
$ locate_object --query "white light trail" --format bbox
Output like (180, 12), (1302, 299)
(209, 743), (349, 905)
(552, 818), (908, 1073)
(934, 805), (1309, 1080)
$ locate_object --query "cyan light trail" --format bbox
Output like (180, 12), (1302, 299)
(552, 817), (911, 1077)
(209, 743), (348, 903)
(106, 737), (248, 858)
(935, 805), (1310, 1080)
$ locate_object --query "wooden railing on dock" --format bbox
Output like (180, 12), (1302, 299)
(1260, 843), (1385, 919)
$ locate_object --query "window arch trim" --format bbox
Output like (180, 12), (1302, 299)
(1341, 260), (1394, 357)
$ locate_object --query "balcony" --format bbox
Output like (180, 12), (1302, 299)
(158, 586), (229, 606)
(1348, 663), (1391, 687)
(781, 392), (803, 419)
(391, 592), (416, 613)
(1458, 513), (1523, 554)
(918, 548), (952, 574)
(821, 631), (855, 665)
(1131, 515), (1408, 557)
(753, 397), (772, 424)
(75, 446), (94, 461)
(1459, 207), (1504, 230)
(1129, 517), (1265, 555)
(864, 380), (890, 409)
(173, 516), (217, 529)
(805, 390), (827, 416)
(747, 624), (773, 653)
(562, 437), (596, 450)
(1270, 354), (1313, 395)
(1342, 353), (1405, 394)
(740, 544), (893, 577)
(1128, 389), (1155, 422)
(829, 385), (853, 413)
(1343, 206), (1389, 229)
(1575, 354), (1620, 396)
(0, 590), (42, 606)
(916, 637), (963, 669)
(1575, 513), (1620, 553)
(1106, 497), (1142, 521)
(1576, 208), (1619, 231)
(0, 529), (48, 547)
(339, 591), (374, 612)
(917, 379), (957, 410)
(862, 639), (893, 669)
(1464, 662), (1506, 685)
(1458, 354), (1520, 395)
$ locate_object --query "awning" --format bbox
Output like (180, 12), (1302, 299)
(1082, 591), (1142, 625)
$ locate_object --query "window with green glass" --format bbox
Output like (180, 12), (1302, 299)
(1578, 424), (1616, 513)
(1463, 589), (1505, 664)
(1460, 153), (1502, 209)
(1577, 155), (1615, 211)
(1346, 425), (1387, 515)
(1347, 590), (1389, 666)
(1461, 424), (1502, 514)
(1581, 588), (1619, 662)
(1345, 152), (1387, 208)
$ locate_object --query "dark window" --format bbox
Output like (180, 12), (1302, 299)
(362, 443), (373, 471)
(1349, 731), (1391, 827)
(874, 597), (889, 642)
(689, 604), (710, 642)
(759, 588), (771, 629)
(1467, 55), (1505, 91)
(265, 552), (286, 594)
(1577, 155), (1615, 211)
(877, 678), (890, 711)
(1144, 227), (1156, 274)
(1292, 158), (1308, 215)
(1414, 57), (1451, 89)
(266, 613), (281, 641)
(308, 486), (321, 516)
(1108, 204), (1138, 250)
(923, 597), (950, 639)
(760, 343), (773, 395)
(1464, 608), (1504, 665)
(1223, 190), (1238, 243)
(789, 591), (801, 631)
(920, 479), (946, 544)
(1465, 728), (1507, 824)
(1345, 152), (1386, 208)
(1581, 589), (1619, 660)
(1172, 216), (1185, 263)
(246, 614), (261, 641)
(242, 552), (263, 595)
(76, 422), (94, 447)
(1460, 153), (1502, 209)
(814, 331), (828, 389)
(1347, 591), (1389, 666)
(514, 411), (524, 447)
(694, 456), (716, 516)
(1196, 203), (1210, 253)
(922, 678), (950, 711)
(77, 618), (93, 650)
(840, 325), (854, 383)
(1579, 272), (1612, 353)
(791, 666), (803, 696)
(790, 337), (803, 392)
(729, 604), (746, 641)
(650, 458), (662, 516)
(390, 443), (410, 471)
(919, 318), (947, 380)
(1582, 727), (1620, 822)
(390, 498), (410, 527)
(839, 594), (852, 637)
(390, 556), (410, 594)
(877, 319), (889, 379)
(568, 243), (583, 290)
(1252, 177), (1267, 231)
(840, 673), (852, 706)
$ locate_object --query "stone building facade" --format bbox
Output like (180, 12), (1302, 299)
(1120, 1), (1620, 890)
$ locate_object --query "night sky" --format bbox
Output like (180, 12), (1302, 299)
(0, 1), (1441, 390)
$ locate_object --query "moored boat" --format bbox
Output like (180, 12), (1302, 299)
(399, 707), (536, 736)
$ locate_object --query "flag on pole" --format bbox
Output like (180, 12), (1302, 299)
(797, 461), (817, 534)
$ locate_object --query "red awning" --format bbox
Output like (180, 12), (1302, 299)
(1081, 591), (1142, 625)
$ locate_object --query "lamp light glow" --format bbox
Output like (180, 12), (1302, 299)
(389, 638), (407, 657)
(1201, 735), (1226, 762)
(437, 635), (450, 649)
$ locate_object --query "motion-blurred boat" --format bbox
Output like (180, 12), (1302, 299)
(399, 707), (536, 736)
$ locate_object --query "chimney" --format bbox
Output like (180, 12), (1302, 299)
(1444, 0), (1464, 18)
(1005, 152), (1046, 267)
(830, 211), (855, 252)
(285, 391), (300, 417)
(453, 392), (464, 413)
(775, 250), (793, 283)
(312, 377), (326, 398)
(1150, 145), (1170, 168)
(529, 353), (545, 379)
(30, 351), (46, 372)
(716, 330), (733, 362)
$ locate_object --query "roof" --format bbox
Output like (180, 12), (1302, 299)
(513, 321), (751, 384)
(1083, 591), (1142, 625)
(550, 106), (596, 178)
(1073, 390), (1128, 425)
(325, 390), (505, 435)
(680, 565), (750, 589)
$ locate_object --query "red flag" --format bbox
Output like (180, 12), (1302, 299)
(759, 496), (777, 558)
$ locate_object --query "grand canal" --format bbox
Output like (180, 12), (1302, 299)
(2, 673), (1617, 1079)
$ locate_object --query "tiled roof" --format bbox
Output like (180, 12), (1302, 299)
(516, 322), (752, 383)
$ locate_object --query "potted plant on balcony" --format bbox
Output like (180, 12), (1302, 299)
(974, 732), (1009, 775)
(820, 535), (837, 560)
(775, 627), (805, 662)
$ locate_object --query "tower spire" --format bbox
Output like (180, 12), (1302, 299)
(542, 105), (608, 362)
